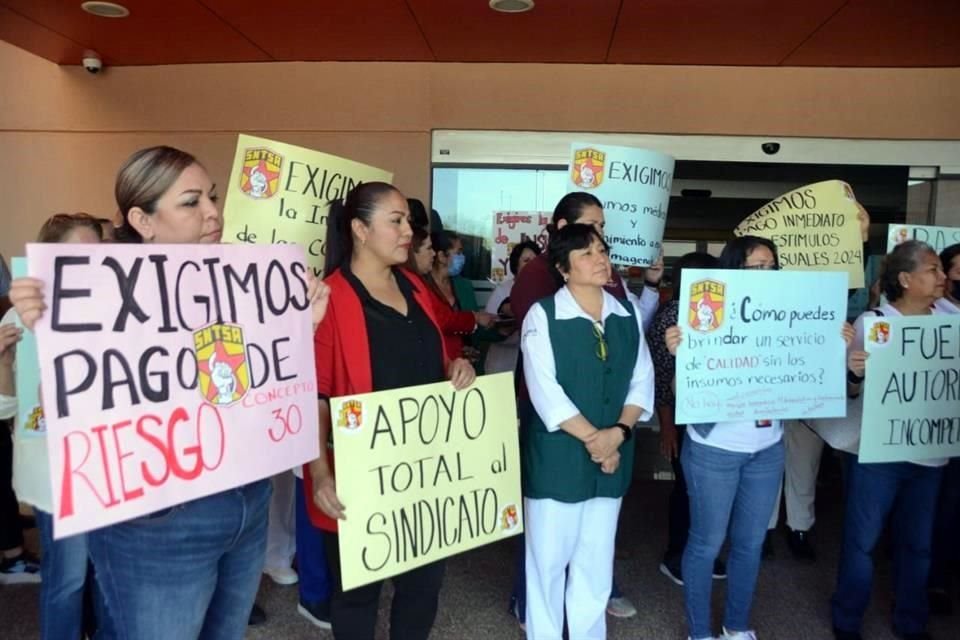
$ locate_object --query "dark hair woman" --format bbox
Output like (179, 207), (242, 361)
(308, 181), (475, 640)
(483, 240), (542, 376)
(9, 146), (330, 639)
(507, 193), (662, 624)
(664, 236), (853, 640)
(831, 240), (948, 640)
(405, 227), (496, 362)
(520, 224), (654, 639)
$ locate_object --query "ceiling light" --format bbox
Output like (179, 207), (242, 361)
(489, 0), (534, 13)
(81, 2), (130, 18)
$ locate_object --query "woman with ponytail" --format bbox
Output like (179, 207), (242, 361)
(306, 182), (475, 640)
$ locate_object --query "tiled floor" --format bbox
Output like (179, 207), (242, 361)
(3, 433), (958, 639)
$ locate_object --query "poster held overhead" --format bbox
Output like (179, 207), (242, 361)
(734, 180), (866, 288)
(222, 134), (393, 277)
(567, 142), (674, 267)
(886, 224), (960, 254)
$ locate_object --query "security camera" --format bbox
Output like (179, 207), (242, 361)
(761, 142), (781, 155)
(82, 52), (103, 74)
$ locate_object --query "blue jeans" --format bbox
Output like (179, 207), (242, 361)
(37, 509), (90, 640)
(89, 480), (271, 640)
(832, 455), (943, 635)
(681, 435), (784, 639)
(295, 480), (331, 604)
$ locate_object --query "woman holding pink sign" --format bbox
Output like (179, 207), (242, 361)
(9, 146), (331, 640)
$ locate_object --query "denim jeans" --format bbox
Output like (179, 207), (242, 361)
(681, 434), (784, 639)
(832, 455), (944, 635)
(37, 510), (89, 640)
(295, 480), (331, 605)
(88, 479), (271, 640)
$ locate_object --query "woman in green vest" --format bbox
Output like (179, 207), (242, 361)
(520, 223), (654, 640)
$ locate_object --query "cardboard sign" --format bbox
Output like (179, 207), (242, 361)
(490, 211), (549, 282)
(27, 243), (320, 538)
(734, 180), (865, 288)
(675, 269), (849, 424)
(332, 373), (522, 590)
(886, 224), (960, 255)
(567, 143), (674, 267)
(222, 134), (393, 277)
(10, 258), (51, 511)
(859, 315), (960, 463)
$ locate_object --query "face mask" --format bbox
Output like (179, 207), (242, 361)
(448, 253), (466, 277)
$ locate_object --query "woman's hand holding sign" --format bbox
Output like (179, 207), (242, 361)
(665, 325), (682, 356)
(9, 277), (46, 331)
(447, 358), (476, 390)
(312, 469), (346, 521)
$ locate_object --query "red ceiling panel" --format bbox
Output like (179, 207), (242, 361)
(608, 0), (847, 65)
(407, 0), (622, 63)
(783, 0), (960, 67)
(1, 0), (957, 67)
(0, 4), (85, 64)
(203, 0), (432, 61)
(0, 0), (270, 65)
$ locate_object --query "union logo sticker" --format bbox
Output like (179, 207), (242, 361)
(239, 147), (282, 199)
(688, 279), (725, 333)
(24, 406), (45, 433)
(195, 323), (250, 406)
(501, 504), (520, 532)
(337, 399), (364, 433)
(868, 321), (891, 346)
(571, 148), (605, 189)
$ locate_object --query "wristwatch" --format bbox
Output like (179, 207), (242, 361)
(614, 422), (633, 441)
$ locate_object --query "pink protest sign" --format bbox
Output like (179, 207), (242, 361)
(26, 243), (320, 538)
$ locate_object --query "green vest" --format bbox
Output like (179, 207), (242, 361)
(522, 294), (639, 502)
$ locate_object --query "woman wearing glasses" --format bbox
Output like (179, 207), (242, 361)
(520, 224), (654, 640)
(665, 235), (853, 640)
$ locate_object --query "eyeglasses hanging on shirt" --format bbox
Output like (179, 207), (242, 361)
(592, 321), (608, 362)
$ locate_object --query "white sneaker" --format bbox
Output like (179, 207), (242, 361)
(263, 565), (298, 585)
(606, 595), (637, 618)
(722, 628), (758, 640)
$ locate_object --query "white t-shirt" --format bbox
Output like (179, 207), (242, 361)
(687, 419), (784, 455)
(933, 297), (960, 314)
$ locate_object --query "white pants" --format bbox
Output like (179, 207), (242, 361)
(768, 420), (825, 531)
(525, 497), (622, 640)
(264, 471), (297, 570)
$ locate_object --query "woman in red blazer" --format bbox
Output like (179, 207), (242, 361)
(404, 226), (497, 359)
(304, 182), (474, 640)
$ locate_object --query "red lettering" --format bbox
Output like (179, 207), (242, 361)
(197, 402), (226, 471)
(58, 430), (115, 518)
(111, 420), (144, 502)
(137, 413), (171, 487)
(90, 425), (120, 507)
(167, 407), (203, 480)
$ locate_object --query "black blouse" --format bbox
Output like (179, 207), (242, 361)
(342, 266), (445, 392)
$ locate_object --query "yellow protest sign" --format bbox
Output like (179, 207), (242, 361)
(734, 180), (866, 288)
(331, 373), (522, 591)
(222, 134), (393, 276)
